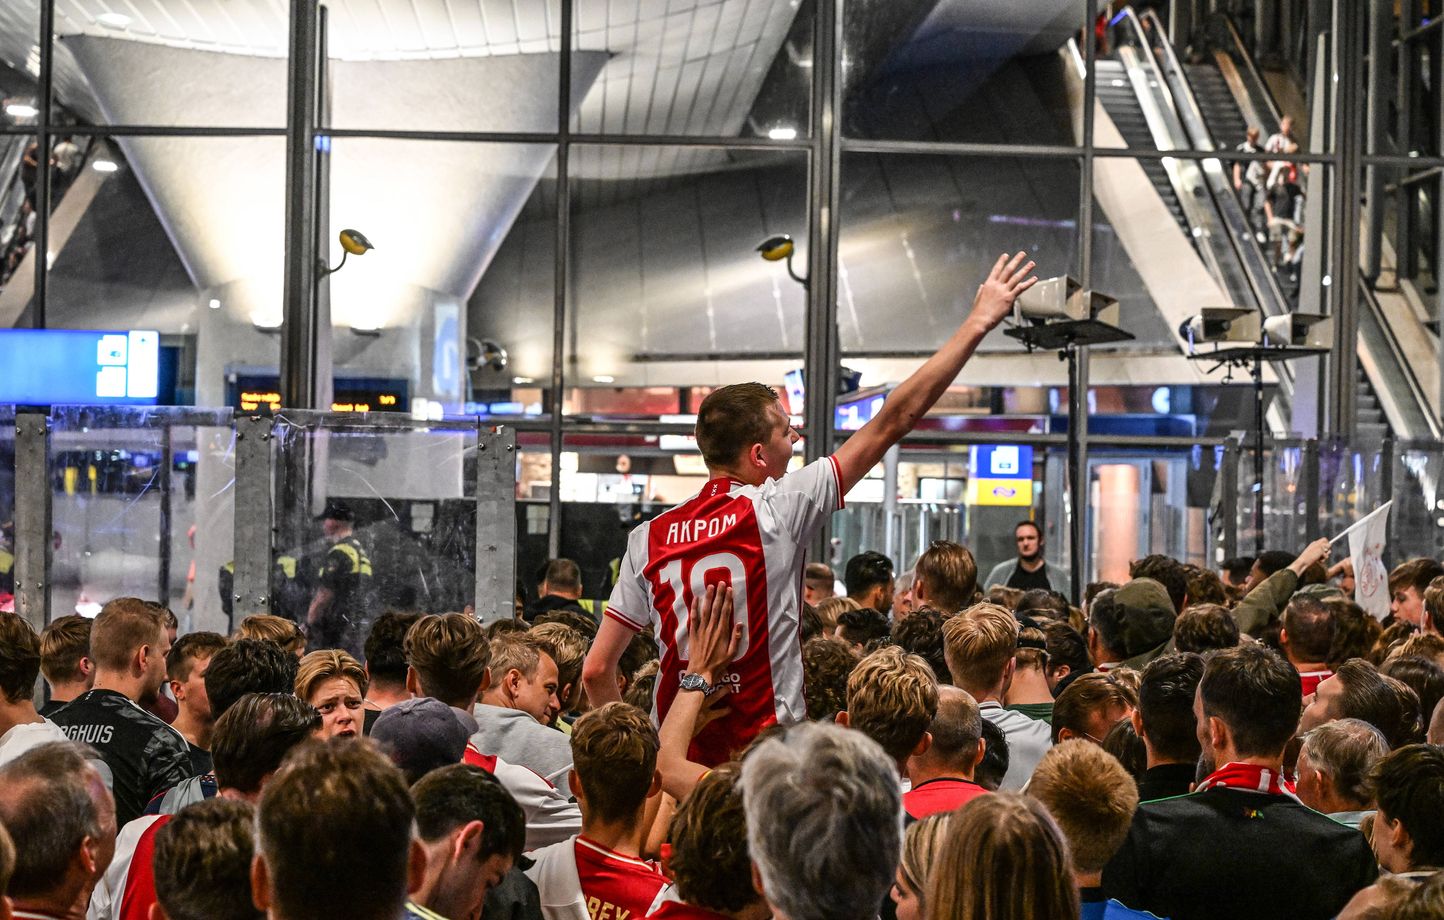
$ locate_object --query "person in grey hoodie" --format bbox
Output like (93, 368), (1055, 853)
(473, 633), (572, 787)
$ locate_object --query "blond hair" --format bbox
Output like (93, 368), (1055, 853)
(845, 646), (939, 763)
(235, 614), (305, 656)
(530, 622), (587, 701)
(294, 649), (368, 703)
(942, 603), (1018, 693)
(90, 597), (165, 671)
(814, 596), (861, 634)
(928, 794), (1079, 920)
(1028, 740), (1139, 873)
(897, 813), (951, 911)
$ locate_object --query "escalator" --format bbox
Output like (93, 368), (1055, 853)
(1187, 9), (1441, 441)
(1094, 59), (1190, 238)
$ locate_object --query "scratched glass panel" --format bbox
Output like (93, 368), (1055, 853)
(269, 412), (483, 657)
(46, 406), (235, 634)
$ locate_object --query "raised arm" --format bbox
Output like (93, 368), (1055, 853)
(831, 251), (1038, 493)
(581, 615), (634, 707)
(658, 584), (741, 801)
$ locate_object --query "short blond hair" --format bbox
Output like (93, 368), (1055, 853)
(1389, 632), (1444, 669)
(845, 646), (939, 763)
(530, 622), (587, 704)
(91, 597), (165, 671)
(1027, 740), (1138, 873)
(942, 603), (1018, 692)
(235, 614), (305, 656)
(294, 649), (368, 703)
(488, 633), (546, 680)
(814, 596), (861, 634)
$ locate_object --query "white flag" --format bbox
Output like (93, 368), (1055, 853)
(1341, 502), (1392, 622)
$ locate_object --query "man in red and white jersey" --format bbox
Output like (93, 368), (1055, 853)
(525, 704), (670, 920)
(582, 251), (1038, 763)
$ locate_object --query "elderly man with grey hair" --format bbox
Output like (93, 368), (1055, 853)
(1296, 718), (1388, 829)
(741, 721), (901, 920)
(0, 740), (117, 918)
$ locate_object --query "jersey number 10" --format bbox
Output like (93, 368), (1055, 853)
(657, 552), (751, 661)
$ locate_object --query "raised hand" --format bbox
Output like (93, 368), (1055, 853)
(688, 583), (741, 683)
(965, 250), (1039, 334)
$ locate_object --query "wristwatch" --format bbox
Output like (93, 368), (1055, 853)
(678, 672), (716, 694)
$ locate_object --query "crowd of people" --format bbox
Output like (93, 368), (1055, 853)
(2, 252), (1444, 920)
(1232, 116), (1307, 293)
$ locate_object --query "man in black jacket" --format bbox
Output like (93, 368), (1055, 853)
(1102, 643), (1376, 920)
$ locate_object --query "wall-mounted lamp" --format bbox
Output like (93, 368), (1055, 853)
(756, 234), (807, 289)
(319, 228), (373, 278)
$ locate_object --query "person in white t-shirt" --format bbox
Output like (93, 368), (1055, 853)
(0, 612), (68, 766)
(582, 251), (1039, 764)
(942, 603), (1052, 790)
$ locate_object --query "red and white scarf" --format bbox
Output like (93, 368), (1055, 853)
(1195, 761), (1297, 797)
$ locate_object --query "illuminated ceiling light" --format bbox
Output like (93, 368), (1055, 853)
(92, 159), (119, 173)
(512, 376), (534, 385)
(592, 375), (615, 384)
(768, 126), (797, 140)
(5, 103), (37, 118)
(97, 12), (132, 28)
(251, 311), (282, 331)
(208, 298), (221, 310)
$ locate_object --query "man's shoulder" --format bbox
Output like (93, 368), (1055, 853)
(1137, 788), (1373, 841)
(982, 703), (1052, 740)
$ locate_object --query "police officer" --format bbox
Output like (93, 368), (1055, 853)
(305, 500), (374, 655)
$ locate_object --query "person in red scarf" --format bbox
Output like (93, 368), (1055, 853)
(1101, 643), (1376, 920)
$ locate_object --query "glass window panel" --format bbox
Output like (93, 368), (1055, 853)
(841, 0), (1082, 143)
(316, 138), (556, 416)
(1088, 156), (1326, 356)
(1088, 5), (1318, 154)
(328, 0), (561, 134)
(572, 0), (812, 138)
(47, 406), (235, 632)
(45, 136), (284, 410)
(271, 414), (483, 647)
(52, 0), (284, 127)
(837, 151), (1080, 395)
(566, 144), (809, 418)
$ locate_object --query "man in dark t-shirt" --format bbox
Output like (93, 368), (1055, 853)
(982, 521), (1071, 598)
(50, 598), (193, 826)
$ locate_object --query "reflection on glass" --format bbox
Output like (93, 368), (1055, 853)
(572, 0), (812, 137)
(270, 416), (481, 646)
(45, 137), (283, 410)
(838, 152), (1079, 358)
(564, 146), (808, 410)
(46, 407), (235, 632)
(52, 1), (284, 127)
(842, 0), (1080, 142)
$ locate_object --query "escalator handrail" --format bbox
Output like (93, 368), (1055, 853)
(1357, 278), (1444, 440)
(1138, 9), (1294, 322)
(1214, 13), (1286, 128)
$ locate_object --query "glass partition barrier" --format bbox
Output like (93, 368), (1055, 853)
(47, 406), (235, 633)
(269, 413), (483, 654)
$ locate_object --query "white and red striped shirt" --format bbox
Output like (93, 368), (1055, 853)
(463, 741), (582, 850)
(607, 457), (842, 765)
(86, 814), (170, 920)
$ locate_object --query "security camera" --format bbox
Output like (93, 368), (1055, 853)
(1261, 312), (1331, 348)
(467, 338), (509, 373)
(1178, 307), (1261, 352)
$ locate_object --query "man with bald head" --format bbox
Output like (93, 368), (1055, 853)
(0, 741), (117, 919)
(903, 685), (989, 819)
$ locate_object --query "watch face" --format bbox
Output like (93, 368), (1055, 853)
(680, 673), (707, 691)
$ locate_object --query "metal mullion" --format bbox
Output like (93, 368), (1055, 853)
(548, 0), (573, 560)
(33, 0), (55, 328)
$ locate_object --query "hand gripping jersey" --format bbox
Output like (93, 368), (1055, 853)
(606, 457), (842, 765)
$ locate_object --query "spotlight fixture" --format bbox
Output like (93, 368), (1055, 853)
(5, 103), (37, 119)
(756, 234), (807, 288)
(92, 160), (119, 173)
(319, 228), (374, 277)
